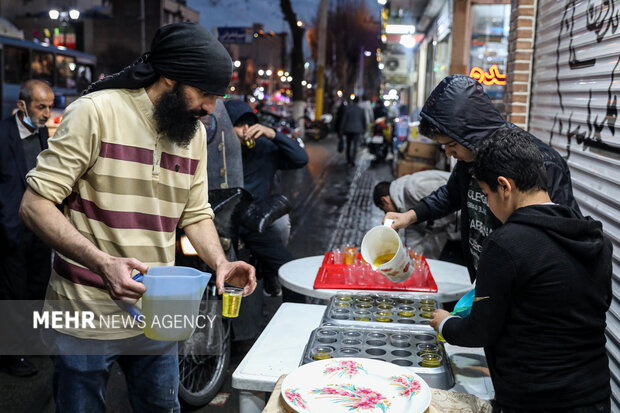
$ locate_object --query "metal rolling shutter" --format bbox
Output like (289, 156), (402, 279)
(529, 0), (620, 409)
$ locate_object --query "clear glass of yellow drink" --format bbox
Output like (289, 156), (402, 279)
(222, 286), (243, 318)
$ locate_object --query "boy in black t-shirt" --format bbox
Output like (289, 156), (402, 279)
(430, 127), (612, 412)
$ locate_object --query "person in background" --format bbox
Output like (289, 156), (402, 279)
(224, 100), (309, 297)
(373, 170), (460, 261)
(19, 23), (255, 411)
(0, 79), (54, 376)
(339, 96), (367, 166)
(334, 100), (347, 153)
(359, 94), (374, 139)
(373, 98), (388, 121)
(384, 75), (579, 281)
(430, 127), (611, 412)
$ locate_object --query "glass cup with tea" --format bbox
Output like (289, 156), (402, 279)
(222, 286), (243, 318)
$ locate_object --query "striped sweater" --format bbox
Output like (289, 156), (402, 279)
(26, 88), (213, 339)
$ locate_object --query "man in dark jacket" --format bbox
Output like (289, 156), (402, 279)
(430, 127), (611, 412)
(385, 75), (579, 280)
(339, 96), (367, 166)
(224, 100), (309, 297)
(0, 79), (54, 376)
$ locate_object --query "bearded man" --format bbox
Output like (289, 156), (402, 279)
(18, 23), (256, 412)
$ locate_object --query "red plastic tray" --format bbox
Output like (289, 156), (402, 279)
(313, 252), (438, 292)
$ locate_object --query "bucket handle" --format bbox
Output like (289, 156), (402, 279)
(119, 273), (145, 319)
(384, 218), (394, 228)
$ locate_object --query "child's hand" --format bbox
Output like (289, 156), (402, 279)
(429, 309), (452, 332)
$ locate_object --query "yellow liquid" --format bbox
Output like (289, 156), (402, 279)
(356, 303), (372, 309)
(222, 292), (242, 318)
(377, 303), (393, 310)
(420, 355), (442, 367)
(398, 310), (414, 317)
(354, 316), (371, 321)
(335, 302), (350, 307)
(420, 311), (432, 319)
(375, 317), (392, 322)
(245, 138), (255, 148)
(373, 253), (395, 267)
(313, 352), (332, 360)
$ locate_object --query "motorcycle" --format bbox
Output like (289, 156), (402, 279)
(304, 113), (332, 141)
(367, 116), (392, 162)
(175, 188), (291, 407)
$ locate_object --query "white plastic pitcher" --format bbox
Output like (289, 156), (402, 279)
(361, 219), (413, 283)
(126, 266), (211, 341)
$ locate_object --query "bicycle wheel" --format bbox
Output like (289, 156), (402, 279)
(178, 322), (231, 407)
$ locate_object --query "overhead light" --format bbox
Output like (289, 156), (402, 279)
(381, 34), (387, 43)
(258, 69), (265, 76)
(349, 94), (356, 100)
(364, 50), (372, 57)
(386, 24), (416, 34)
(266, 69), (273, 76)
(399, 34), (416, 48)
(296, 20), (303, 27)
(234, 60), (241, 68)
(337, 90), (343, 97)
(69, 9), (80, 20)
(307, 84), (312, 89)
(280, 76), (287, 82)
(284, 71), (289, 76)
(301, 80), (307, 86)
(377, 0), (387, 4)
(378, 62), (385, 70)
(49, 9), (60, 20)
(286, 76), (292, 82)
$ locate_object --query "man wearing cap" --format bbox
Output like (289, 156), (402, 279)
(223, 100), (308, 296)
(19, 23), (256, 412)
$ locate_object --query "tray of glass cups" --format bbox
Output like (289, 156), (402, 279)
(321, 291), (440, 330)
(300, 325), (455, 390)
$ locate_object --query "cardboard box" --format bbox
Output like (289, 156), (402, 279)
(396, 159), (435, 177)
(406, 141), (438, 159)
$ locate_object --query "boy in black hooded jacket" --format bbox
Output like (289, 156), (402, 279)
(385, 75), (579, 281)
(430, 127), (612, 412)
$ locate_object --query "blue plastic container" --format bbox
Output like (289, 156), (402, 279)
(127, 266), (211, 341)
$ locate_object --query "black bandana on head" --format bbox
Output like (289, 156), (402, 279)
(84, 22), (232, 96)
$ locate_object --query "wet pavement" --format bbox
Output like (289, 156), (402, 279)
(0, 133), (394, 413)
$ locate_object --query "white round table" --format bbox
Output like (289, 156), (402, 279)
(279, 255), (474, 303)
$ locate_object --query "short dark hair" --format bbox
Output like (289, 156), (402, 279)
(18, 79), (52, 105)
(473, 127), (547, 193)
(373, 181), (392, 208)
(418, 117), (443, 139)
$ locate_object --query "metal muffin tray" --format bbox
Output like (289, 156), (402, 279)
(300, 325), (455, 390)
(321, 292), (441, 330)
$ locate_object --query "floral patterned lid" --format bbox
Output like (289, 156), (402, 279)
(281, 358), (431, 412)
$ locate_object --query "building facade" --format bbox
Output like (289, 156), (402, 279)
(3, 0), (199, 76)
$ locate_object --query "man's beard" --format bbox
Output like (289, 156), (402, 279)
(153, 83), (205, 147)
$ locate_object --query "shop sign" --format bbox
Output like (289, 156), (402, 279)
(217, 27), (253, 44)
(469, 64), (506, 85)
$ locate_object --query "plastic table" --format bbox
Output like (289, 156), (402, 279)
(279, 256), (474, 303)
(231, 303), (494, 413)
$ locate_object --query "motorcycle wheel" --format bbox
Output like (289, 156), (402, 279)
(178, 326), (231, 407)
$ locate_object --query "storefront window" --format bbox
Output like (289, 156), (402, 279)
(32, 51), (54, 85)
(56, 55), (76, 89)
(4, 46), (30, 84)
(469, 4), (510, 111)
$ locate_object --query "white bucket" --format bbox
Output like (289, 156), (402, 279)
(361, 219), (413, 283)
